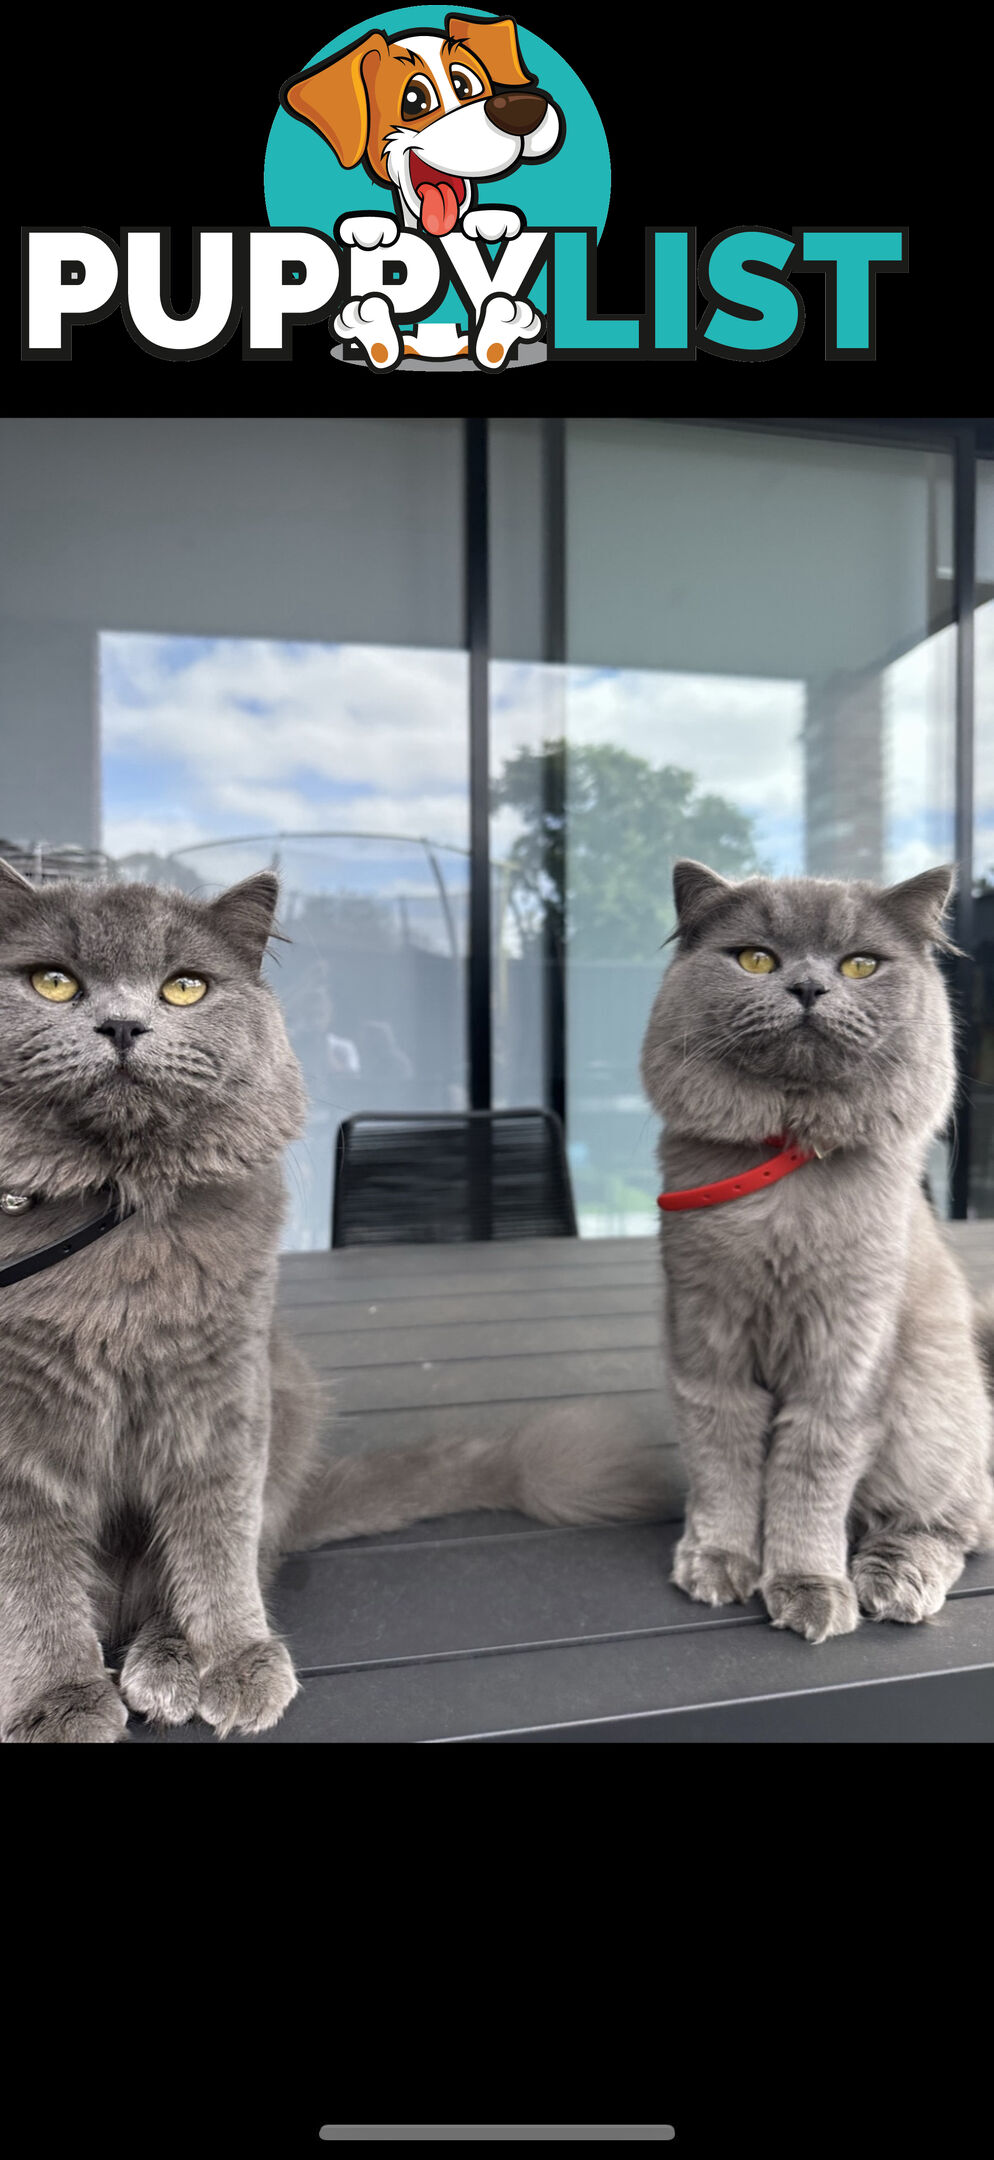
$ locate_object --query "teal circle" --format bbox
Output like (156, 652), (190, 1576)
(264, 11), (611, 326)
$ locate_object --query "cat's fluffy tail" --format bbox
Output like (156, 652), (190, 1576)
(283, 1400), (673, 1552)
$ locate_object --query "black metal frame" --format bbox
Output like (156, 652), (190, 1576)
(466, 416), (990, 1220)
(541, 417), (567, 1132)
(466, 418), (491, 1114)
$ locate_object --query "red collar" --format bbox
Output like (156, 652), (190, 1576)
(658, 1135), (816, 1213)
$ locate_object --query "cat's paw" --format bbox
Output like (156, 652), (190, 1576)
(852, 1548), (952, 1625)
(120, 1628), (201, 1726)
(5, 1675), (129, 1744)
(672, 1540), (761, 1605)
(198, 1638), (299, 1738)
(763, 1573), (860, 1643)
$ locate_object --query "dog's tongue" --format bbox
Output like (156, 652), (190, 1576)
(418, 180), (460, 237)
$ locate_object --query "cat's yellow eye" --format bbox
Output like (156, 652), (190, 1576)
(30, 968), (79, 1002)
(737, 949), (778, 975)
(840, 955), (878, 980)
(161, 974), (208, 1006)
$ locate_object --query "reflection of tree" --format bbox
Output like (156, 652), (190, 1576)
(491, 739), (761, 961)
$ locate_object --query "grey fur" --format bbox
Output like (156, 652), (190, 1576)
(0, 862), (318, 1740)
(7, 850), (977, 1747)
(286, 1398), (674, 1551)
(639, 859), (994, 1642)
(0, 862), (668, 1743)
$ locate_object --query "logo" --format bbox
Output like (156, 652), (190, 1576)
(20, 12), (908, 369)
(270, 9), (587, 370)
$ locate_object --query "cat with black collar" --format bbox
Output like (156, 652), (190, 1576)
(0, 857), (664, 1741)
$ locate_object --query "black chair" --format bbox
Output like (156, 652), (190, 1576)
(331, 1109), (578, 1247)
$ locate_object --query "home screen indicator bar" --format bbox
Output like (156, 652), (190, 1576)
(318, 2131), (676, 2143)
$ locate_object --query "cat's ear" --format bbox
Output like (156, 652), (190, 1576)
(207, 872), (281, 968)
(877, 865), (956, 946)
(672, 859), (734, 939)
(0, 855), (38, 921)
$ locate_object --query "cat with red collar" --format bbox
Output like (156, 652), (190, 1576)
(641, 858), (994, 1643)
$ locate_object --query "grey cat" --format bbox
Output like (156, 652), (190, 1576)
(7, 853), (983, 1745)
(639, 858), (994, 1642)
(0, 860), (662, 1743)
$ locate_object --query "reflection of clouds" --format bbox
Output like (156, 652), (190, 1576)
(493, 644), (958, 884)
(100, 633), (474, 951)
(103, 634), (469, 786)
(101, 631), (469, 843)
(203, 780), (470, 849)
(105, 812), (218, 859)
(492, 658), (806, 877)
(102, 628), (965, 901)
(493, 659), (804, 816)
(880, 624), (957, 881)
(567, 671), (804, 821)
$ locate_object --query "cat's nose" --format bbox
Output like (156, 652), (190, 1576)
(95, 1017), (150, 1057)
(786, 978), (829, 1012)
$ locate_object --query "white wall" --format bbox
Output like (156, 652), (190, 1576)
(565, 421), (943, 681)
(0, 416), (464, 848)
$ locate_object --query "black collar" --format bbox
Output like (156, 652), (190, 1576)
(0, 1187), (136, 1289)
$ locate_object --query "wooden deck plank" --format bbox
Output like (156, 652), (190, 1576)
(277, 1222), (993, 1301)
(277, 1266), (658, 1307)
(284, 1314), (662, 1367)
(269, 1523), (763, 1669)
(480, 1667), (994, 1743)
(128, 1586), (994, 1743)
(281, 1284), (662, 1332)
(278, 1235), (656, 1275)
(318, 1346), (666, 1412)
(278, 1223), (994, 1273)
(312, 1509), (591, 1547)
(322, 1401), (682, 1474)
(268, 1522), (994, 1672)
(277, 1248), (657, 1298)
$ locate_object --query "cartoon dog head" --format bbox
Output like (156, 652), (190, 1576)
(281, 14), (563, 237)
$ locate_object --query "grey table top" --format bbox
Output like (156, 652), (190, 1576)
(133, 1223), (994, 1743)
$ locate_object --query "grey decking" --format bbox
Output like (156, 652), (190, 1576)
(131, 1225), (994, 1743)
